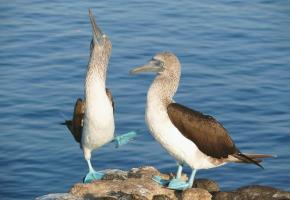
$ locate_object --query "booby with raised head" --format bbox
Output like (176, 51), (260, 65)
(130, 52), (273, 190)
(63, 9), (136, 183)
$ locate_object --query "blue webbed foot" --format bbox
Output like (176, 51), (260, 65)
(83, 170), (105, 183)
(114, 131), (137, 148)
(167, 169), (197, 190)
(167, 178), (190, 190)
(152, 175), (170, 186)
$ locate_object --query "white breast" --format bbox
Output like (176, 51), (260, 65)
(82, 82), (114, 150)
(146, 100), (220, 169)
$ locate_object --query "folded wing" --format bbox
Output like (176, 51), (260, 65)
(63, 89), (114, 145)
(167, 103), (237, 159)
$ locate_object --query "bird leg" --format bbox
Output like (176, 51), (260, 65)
(187, 169), (197, 188)
(113, 131), (137, 148)
(176, 164), (183, 179)
(83, 159), (105, 183)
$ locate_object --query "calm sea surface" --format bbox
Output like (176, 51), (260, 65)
(1, 0), (290, 199)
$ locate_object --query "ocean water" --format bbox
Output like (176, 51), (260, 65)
(1, 0), (290, 199)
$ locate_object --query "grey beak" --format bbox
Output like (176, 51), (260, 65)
(89, 9), (104, 46)
(130, 59), (164, 75)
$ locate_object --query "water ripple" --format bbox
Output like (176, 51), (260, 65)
(1, 0), (290, 199)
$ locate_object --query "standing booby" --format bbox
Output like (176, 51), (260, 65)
(130, 52), (273, 190)
(63, 9), (136, 183)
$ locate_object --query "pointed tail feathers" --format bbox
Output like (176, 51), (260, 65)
(232, 153), (275, 169)
(243, 153), (275, 159)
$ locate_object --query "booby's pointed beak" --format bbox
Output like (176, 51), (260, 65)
(130, 59), (164, 75)
(88, 9), (104, 46)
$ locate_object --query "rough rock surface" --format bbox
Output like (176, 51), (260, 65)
(35, 166), (290, 200)
(192, 178), (220, 193)
(213, 185), (290, 200)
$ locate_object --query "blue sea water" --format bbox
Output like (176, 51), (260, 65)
(1, 0), (290, 199)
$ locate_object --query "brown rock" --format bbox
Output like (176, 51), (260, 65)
(213, 185), (290, 200)
(213, 191), (235, 200)
(128, 166), (165, 179)
(69, 177), (177, 200)
(35, 166), (290, 200)
(102, 169), (128, 180)
(193, 179), (220, 193)
(236, 185), (290, 200)
(153, 194), (176, 200)
(127, 166), (188, 182)
(182, 188), (212, 200)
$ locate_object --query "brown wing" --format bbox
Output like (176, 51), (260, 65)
(64, 89), (113, 143)
(64, 98), (84, 143)
(167, 103), (238, 159)
(106, 88), (115, 112)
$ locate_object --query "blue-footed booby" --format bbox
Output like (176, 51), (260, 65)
(63, 9), (136, 183)
(130, 52), (273, 190)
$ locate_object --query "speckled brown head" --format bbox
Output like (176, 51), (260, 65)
(130, 52), (180, 78)
(88, 9), (112, 56)
(130, 52), (181, 104)
(86, 9), (112, 82)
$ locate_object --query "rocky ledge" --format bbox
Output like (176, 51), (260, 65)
(35, 166), (290, 200)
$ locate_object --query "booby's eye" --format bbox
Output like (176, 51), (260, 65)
(151, 58), (164, 68)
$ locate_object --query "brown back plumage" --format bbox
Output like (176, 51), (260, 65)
(167, 103), (274, 168)
(167, 103), (238, 159)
